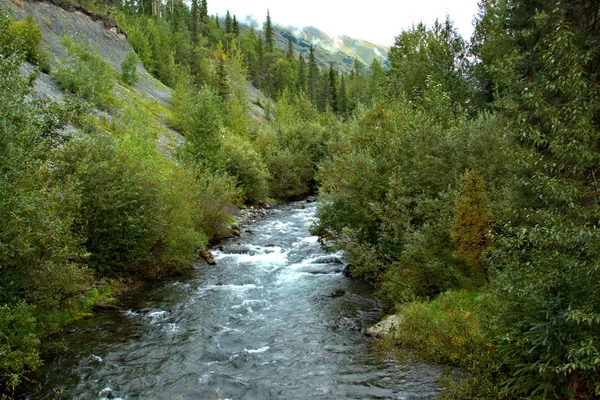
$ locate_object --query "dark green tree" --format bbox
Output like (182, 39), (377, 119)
(297, 53), (307, 93)
(216, 51), (228, 99)
(232, 15), (240, 36)
(286, 32), (294, 59)
(328, 64), (338, 112)
(190, 0), (199, 44)
(264, 10), (274, 53)
(308, 44), (318, 103)
(225, 10), (232, 34)
(338, 74), (348, 115)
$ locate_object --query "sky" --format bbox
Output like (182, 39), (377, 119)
(210, 0), (481, 47)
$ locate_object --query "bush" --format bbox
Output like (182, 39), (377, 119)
(194, 170), (240, 241)
(0, 303), (41, 396)
(0, 25), (94, 394)
(0, 14), (48, 70)
(54, 133), (166, 276)
(54, 35), (115, 107)
(389, 290), (504, 399)
(222, 134), (270, 204)
(121, 51), (138, 85)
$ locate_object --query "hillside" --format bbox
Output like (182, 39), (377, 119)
(275, 25), (389, 73)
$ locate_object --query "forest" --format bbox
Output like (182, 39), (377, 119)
(0, 0), (599, 398)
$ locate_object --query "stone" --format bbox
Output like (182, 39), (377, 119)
(365, 314), (404, 338)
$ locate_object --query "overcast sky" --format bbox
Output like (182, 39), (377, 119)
(210, 0), (481, 47)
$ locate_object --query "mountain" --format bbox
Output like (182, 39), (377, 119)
(273, 25), (389, 74)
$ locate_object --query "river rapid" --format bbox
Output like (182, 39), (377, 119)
(34, 201), (443, 399)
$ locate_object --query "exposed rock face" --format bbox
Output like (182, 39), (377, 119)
(1, 0), (172, 106)
(365, 314), (404, 339)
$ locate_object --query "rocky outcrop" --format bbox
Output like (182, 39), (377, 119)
(365, 314), (404, 339)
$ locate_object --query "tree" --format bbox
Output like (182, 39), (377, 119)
(286, 32), (294, 59)
(225, 10), (232, 35)
(490, 1), (600, 396)
(328, 64), (338, 113)
(388, 18), (473, 110)
(216, 51), (228, 100)
(190, 0), (199, 44)
(232, 15), (240, 36)
(308, 44), (318, 103)
(297, 53), (307, 93)
(338, 75), (348, 115)
(264, 10), (274, 53)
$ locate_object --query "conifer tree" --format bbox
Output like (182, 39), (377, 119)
(255, 34), (265, 88)
(190, 0), (199, 44)
(225, 10), (232, 34)
(233, 15), (240, 36)
(216, 51), (228, 99)
(297, 53), (307, 93)
(200, 0), (208, 19)
(286, 33), (294, 59)
(338, 74), (347, 115)
(328, 64), (338, 113)
(264, 10), (274, 53)
(308, 44), (318, 103)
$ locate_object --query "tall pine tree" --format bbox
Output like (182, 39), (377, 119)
(308, 44), (318, 103)
(297, 53), (307, 93)
(264, 10), (274, 53)
(286, 33), (294, 59)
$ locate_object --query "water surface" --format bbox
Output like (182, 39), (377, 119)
(35, 202), (443, 399)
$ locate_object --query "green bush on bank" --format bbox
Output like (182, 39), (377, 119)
(0, 12), (49, 71)
(385, 291), (505, 400)
(54, 35), (116, 107)
(0, 18), (98, 393)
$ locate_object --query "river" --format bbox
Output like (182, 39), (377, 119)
(33, 201), (443, 399)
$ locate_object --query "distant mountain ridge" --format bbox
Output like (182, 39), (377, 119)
(273, 25), (389, 73)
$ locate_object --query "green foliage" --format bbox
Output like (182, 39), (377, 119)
(222, 134), (270, 204)
(487, 2), (600, 397)
(259, 92), (331, 199)
(388, 18), (477, 112)
(54, 35), (116, 107)
(451, 170), (493, 275)
(1, 14), (48, 70)
(120, 51), (138, 85)
(54, 133), (164, 276)
(315, 100), (508, 298)
(388, 291), (504, 399)
(193, 170), (240, 241)
(0, 303), (41, 396)
(0, 26), (95, 393)
(171, 84), (225, 169)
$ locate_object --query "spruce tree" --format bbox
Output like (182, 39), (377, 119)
(308, 44), (318, 103)
(216, 52), (228, 99)
(286, 33), (294, 59)
(338, 74), (347, 115)
(190, 0), (199, 44)
(225, 10), (232, 34)
(297, 53), (307, 93)
(255, 34), (265, 88)
(328, 64), (338, 113)
(264, 10), (274, 53)
(200, 0), (207, 19)
(233, 15), (240, 36)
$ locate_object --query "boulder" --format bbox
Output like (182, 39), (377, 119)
(365, 314), (404, 338)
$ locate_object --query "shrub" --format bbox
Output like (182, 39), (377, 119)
(54, 35), (115, 107)
(121, 51), (138, 85)
(389, 290), (504, 399)
(222, 134), (270, 204)
(3, 15), (46, 67)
